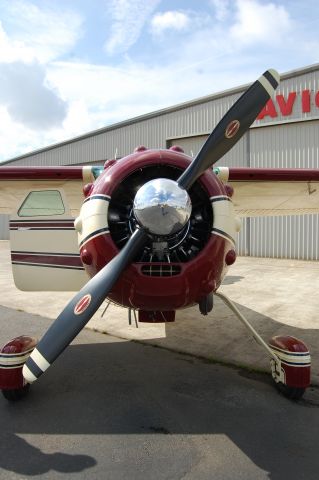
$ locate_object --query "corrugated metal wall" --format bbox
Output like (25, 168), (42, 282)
(2, 65), (319, 259)
(0, 215), (9, 240)
(248, 121), (319, 259)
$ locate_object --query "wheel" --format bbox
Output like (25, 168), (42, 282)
(199, 293), (213, 315)
(274, 381), (305, 400)
(1, 384), (30, 402)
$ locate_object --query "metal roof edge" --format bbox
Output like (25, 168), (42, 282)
(2, 62), (319, 165)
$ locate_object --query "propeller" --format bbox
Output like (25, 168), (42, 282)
(178, 69), (280, 190)
(22, 228), (148, 383)
(23, 68), (279, 384)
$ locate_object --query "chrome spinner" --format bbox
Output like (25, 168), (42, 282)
(133, 178), (192, 236)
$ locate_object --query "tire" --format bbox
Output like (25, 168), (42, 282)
(1, 384), (30, 402)
(274, 381), (305, 400)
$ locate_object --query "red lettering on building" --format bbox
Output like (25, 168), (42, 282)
(257, 99), (277, 120)
(302, 90), (311, 113)
(257, 89), (319, 121)
(276, 92), (296, 116)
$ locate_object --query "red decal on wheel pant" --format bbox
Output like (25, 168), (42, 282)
(74, 294), (92, 315)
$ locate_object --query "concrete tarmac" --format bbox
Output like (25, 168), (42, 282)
(1, 307), (319, 480)
(1, 241), (319, 384)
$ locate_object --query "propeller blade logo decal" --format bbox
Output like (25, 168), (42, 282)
(74, 294), (92, 315)
(225, 120), (240, 139)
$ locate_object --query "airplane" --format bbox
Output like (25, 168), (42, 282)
(0, 68), (316, 402)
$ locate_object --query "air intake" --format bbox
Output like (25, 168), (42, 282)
(141, 264), (181, 277)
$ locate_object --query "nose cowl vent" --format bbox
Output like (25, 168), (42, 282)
(141, 264), (181, 277)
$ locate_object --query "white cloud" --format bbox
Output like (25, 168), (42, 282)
(0, 62), (67, 130)
(230, 0), (292, 45)
(104, 0), (160, 55)
(209, 0), (231, 22)
(0, 107), (45, 159)
(151, 11), (190, 34)
(47, 60), (170, 122)
(0, 0), (85, 153)
(0, 1), (83, 63)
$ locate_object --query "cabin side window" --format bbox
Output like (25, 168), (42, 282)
(18, 190), (65, 217)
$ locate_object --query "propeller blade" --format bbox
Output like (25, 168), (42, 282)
(23, 227), (148, 383)
(178, 69), (280, 190)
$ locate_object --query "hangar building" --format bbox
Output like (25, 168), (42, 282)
(1, 63), (319, 260)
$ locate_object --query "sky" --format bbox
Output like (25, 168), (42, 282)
(0, 0), (318, 162)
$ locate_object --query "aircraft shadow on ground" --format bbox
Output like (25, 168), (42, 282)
(0, 433), (96, 476)
(1, 303), (319, 478)
(163, 296), (319, 375)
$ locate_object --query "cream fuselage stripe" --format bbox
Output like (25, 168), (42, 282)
(210, 196), (236, 246)
(77, 195), (110, 248)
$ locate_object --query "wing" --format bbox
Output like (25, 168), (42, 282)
(0, 166), (101, 216)
(215, 167), (319, 217)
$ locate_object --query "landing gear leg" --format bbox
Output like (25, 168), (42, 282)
(214, 291), (311, 400)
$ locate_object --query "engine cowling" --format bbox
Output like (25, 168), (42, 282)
(75, 148), (239, 310)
